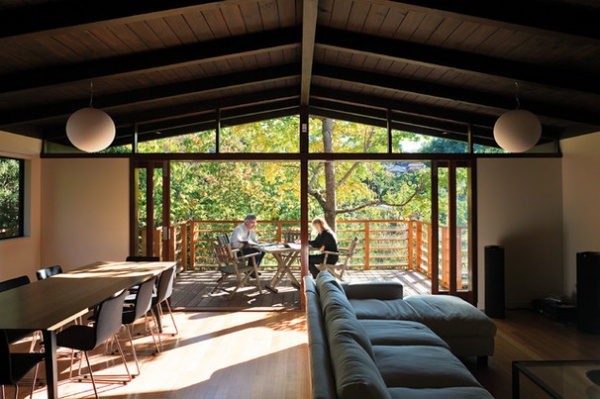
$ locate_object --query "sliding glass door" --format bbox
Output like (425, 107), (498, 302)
(130, 160), (172, 260)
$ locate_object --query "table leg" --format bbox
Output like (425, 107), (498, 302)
(512, 361), (520, 399)
(43, 330), (58, 399)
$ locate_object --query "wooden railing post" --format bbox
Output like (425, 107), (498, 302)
(364, 221), (370, 270)
(190, 221), (196, 269)
(181, 222), (188, 271)
(408, 221), (414, 271)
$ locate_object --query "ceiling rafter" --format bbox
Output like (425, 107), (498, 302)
(317, 26), (600, 96)
(0, 64), (301, 128)
(381, 0), (600, 42)
(0, 0), (233, 39)
(312, 63), (600, 127)
(0, 27), (302, 95)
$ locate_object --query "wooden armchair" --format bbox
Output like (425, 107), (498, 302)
(211, 241), (263, 298)
(318, 237), (359, 281)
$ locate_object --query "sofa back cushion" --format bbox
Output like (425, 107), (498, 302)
(304, 279), (338, 399)
(328, 329), (391, 399)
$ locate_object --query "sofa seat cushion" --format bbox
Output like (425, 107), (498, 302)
(359, 319), (449, 349)
(351, 295), (496, 339)
(373, 345), (484, 389)
(388, 387), (495, 399)
(403, 295), (497, 338)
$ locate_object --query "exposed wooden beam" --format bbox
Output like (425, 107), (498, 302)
(0, 0), (245, 39)
(317, 26), (600, 96)
(312, 63), (600, 127)
(0, 64), (300, 128)
(377, 0), (600, 42)
(300, 0), (319, 105)
(0, 27), (301, 95)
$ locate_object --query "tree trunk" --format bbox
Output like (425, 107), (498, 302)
(322, 118), (337, 231)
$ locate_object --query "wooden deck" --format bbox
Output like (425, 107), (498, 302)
(171, 269), (431, 311)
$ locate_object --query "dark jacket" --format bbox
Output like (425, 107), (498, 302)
(309, 229), (339, 264)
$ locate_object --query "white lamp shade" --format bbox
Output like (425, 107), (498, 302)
(493, 109), (542, 153)
(66, 107), (116, 152)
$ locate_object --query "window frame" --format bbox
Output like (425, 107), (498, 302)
(0, 156), (25, 240)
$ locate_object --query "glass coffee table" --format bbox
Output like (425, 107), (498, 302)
(513, 360), (600, 398)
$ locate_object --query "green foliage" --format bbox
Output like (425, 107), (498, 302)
(0, 157), (21, 236)
(131, 117), (479, 228)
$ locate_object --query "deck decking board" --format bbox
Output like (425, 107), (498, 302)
(171, 269), (431, 311)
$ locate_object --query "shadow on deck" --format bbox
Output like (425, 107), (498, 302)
(171, 269), (431, 311)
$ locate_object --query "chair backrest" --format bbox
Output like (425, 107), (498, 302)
(283, 231), (300, 242)
(0, 275), (30, 293)
(155, 265), (175, 304)
(212, 242), (248, 272)
(217, 234), (230, 246)
(131, 276), (157, 319)
(126, 256), (160, 262)
(36, 265), (63, 280)
(94, 290), (128, 348)
(212, 241), (233, 267)
(340, 238), (359, 268)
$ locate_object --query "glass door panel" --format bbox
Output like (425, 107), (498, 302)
(432, 160), (474, 303)
(131, 161), (171, 260)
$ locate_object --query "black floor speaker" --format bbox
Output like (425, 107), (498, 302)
(485, 245), (505, 318)
(577, 252), (600, 333)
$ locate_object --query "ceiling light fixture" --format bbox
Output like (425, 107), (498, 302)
(493, 83), (541, 153)
(66, 82), (115, 152)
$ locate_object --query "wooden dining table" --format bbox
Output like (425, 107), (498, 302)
(0, 260), (175, 399)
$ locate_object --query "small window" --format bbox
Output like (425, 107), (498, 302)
(0, 156), (24, 239)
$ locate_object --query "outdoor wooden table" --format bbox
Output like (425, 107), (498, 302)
(254, 243), (302, 293)
(0, 260), (175, 399)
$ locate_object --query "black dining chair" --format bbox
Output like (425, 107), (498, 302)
(0, 276), (39, 350)
(35, 265), (63, 281)
(125, 256), (160, 262)
(151, 265), (179, 340)
(122, 276), (159, 376)
(56, 290), (131, 399)
(1, 330), (45, 399)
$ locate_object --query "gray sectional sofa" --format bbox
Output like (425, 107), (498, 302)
(305, 271), (495, 399)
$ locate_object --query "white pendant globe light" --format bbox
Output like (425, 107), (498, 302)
(65, 82), (116, 152)
(66, 107), (115, 152)
(493, 109), (541, 153)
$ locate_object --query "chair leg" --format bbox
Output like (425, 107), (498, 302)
(82, 351), (99, 399)
(164, 301), (179, 336)
(112, 334), (132, 382)
(28, 362), (40, 399)
(124, 325), (142, 377)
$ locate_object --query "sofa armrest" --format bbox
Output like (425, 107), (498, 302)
(341, 281), (403, 300)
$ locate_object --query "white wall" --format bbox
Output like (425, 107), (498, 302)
(561, 131), (600, 300)
(40, 158), (130, 271)
(477, 158), (563, 309)
(0, 131), (42, 281)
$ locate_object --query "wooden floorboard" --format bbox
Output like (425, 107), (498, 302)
(9, 306), (600, 398)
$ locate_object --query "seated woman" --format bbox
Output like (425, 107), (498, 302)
(307, 217), (339, 278)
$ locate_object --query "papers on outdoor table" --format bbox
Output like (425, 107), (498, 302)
(252, 242), (301, 250)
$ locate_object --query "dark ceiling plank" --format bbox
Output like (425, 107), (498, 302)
(382, 0), (600, 42)
(0, 27), (301, 94)
(0, 0), (240, 39)
(317, 26), (600, 96)
(312, 63), (600, 127)
(300, 0), (319, 105)
(0, 64), (300, 128)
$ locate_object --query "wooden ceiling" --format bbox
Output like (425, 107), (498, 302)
(0, 0), (599, 149)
